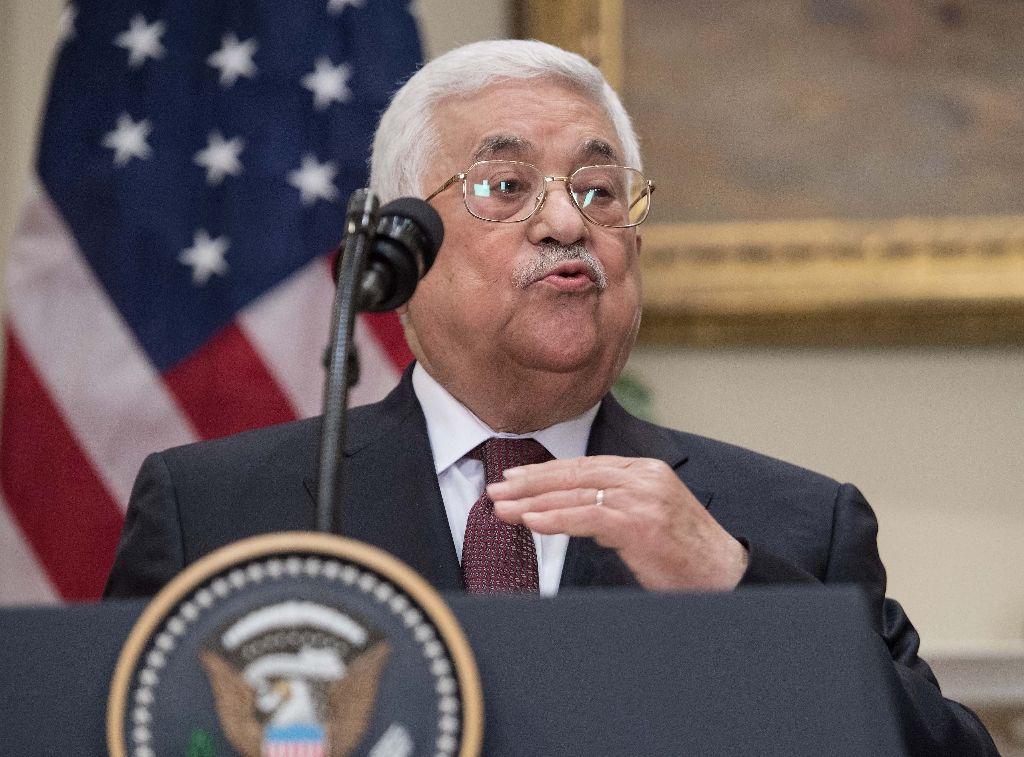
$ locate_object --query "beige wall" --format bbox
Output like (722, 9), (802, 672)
(2, 0), (1021, 653)
(0, 0), (64, 317)
(415, 0), (507, 59)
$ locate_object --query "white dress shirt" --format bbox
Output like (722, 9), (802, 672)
(411, 363), (600, 596)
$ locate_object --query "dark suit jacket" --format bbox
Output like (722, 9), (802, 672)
(105, 369), (997, 756)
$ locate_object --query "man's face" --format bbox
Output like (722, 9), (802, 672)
(402, 78), (642, 406)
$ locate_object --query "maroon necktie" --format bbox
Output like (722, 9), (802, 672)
(461, 438), (553, 593)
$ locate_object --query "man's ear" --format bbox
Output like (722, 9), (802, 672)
(397, 307), (422, 360)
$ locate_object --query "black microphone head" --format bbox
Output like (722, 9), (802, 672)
(378, 197), (444, 272)
(357, 197), (444, 311)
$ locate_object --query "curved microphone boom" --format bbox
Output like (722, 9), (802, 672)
(317, 191), (444, 534)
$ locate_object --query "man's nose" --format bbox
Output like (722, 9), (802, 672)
(526, 181), (587, 246)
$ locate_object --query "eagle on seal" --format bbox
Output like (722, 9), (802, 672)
(199, 600), (391, 757)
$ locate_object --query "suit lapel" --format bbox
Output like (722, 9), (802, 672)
(560, 395), (714, 590)
(303, 369), (464, 591)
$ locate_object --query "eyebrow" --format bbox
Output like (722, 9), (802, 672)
(470, 135), (623, 165)
(578, 138), (620, 164)
(472, 135), (533, 162)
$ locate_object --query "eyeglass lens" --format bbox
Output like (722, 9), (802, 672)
(463, 161), (650, 227)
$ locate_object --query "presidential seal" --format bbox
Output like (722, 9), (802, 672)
(107, 533), (483, 757)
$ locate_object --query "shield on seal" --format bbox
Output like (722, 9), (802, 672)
(200, 600), (390, 757)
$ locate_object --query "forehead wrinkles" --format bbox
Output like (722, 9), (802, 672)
(432, 80), (626, 176)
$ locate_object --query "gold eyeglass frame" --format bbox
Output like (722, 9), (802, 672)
(425, 159), (655, 229)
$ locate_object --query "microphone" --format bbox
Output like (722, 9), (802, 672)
(316, 193), (442, 533)
(334, 196), (444, 312)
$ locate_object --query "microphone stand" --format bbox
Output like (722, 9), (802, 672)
(315, 189), (379, 533)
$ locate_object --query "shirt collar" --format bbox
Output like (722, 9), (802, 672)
(412, 363), (600, 474)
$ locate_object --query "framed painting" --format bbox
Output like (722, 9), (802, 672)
(515, 0), (1024, 345)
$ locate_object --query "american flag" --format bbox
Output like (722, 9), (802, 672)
(0, 0), (421, 604)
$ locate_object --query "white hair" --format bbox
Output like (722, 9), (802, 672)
(368, 39), (642, 202)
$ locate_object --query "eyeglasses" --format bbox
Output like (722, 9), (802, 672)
(425, 160), (655, 228)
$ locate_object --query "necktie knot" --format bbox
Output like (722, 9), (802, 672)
(468, 437), (553, 485)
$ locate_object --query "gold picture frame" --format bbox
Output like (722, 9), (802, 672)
(515, 1), (1024, 345)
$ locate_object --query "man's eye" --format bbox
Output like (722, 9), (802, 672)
(472, 177), (524, 197)
(495, 178), (523, 194)
(576, 185), (613, 208)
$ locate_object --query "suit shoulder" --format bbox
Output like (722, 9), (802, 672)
(599, 396), (839, 489)
(157, 416), (323, 473)
(689, 429), (836, 480)
(151, 382), (403, 475)
(636, 416), (843, 496)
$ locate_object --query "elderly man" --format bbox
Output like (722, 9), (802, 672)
(105, 40), (996, 754)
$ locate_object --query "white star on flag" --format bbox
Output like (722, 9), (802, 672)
(102, 113), (153, 166)
(57, 4), (78, 46)
(288, 154), (340, 205)
(178, 229), (230, 285)
(327, 0), (365, 15)
(194, 131), (245, 185)
(114, 13), (166, 69)
(301, 58), (353, 111)
(207, 32), (258, 88)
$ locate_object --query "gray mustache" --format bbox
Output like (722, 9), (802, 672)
(512, 243), (608, 290)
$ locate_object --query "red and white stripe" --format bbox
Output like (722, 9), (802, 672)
(0, 180), (409, 604)
(263, 741), (326, 757)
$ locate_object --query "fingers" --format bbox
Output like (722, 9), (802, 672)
(489, 455), (639, 500)
(489, 455), (676, 530)
(489, 458), (623, 542)
(520, 504), (628, 548)
(492, 487), (606, 523)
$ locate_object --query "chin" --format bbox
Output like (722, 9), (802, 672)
(508, 307), (635, 377)
(516, 337), (605, 375)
